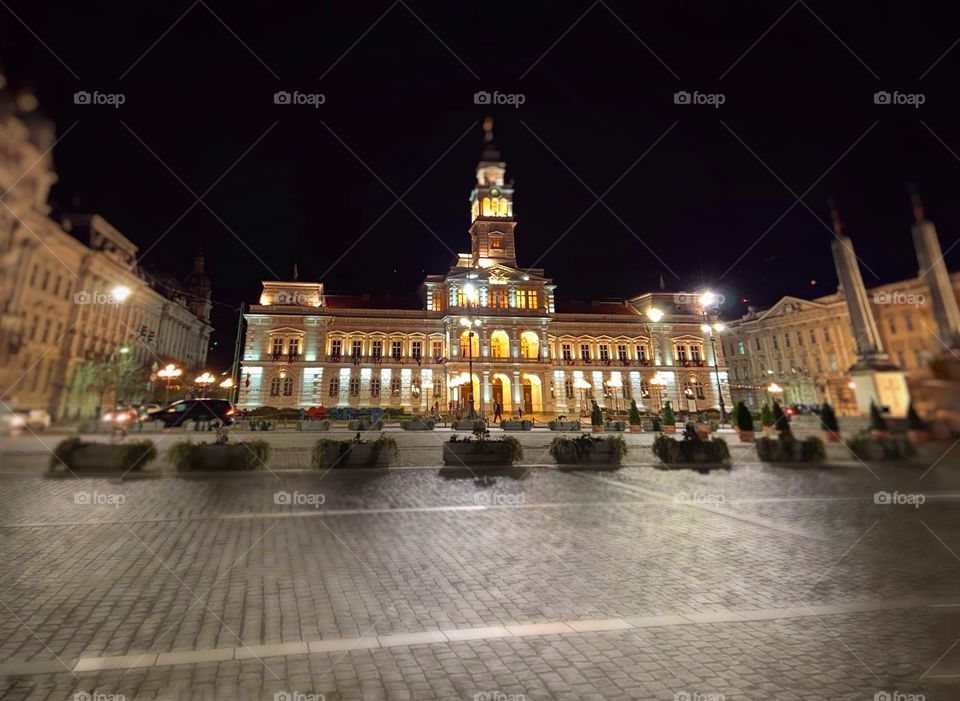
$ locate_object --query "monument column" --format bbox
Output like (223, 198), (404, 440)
(829, 204), (909, 416)
(911, 193), (960, 349)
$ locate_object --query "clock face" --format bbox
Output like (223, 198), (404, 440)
(489, 187), (501, 198)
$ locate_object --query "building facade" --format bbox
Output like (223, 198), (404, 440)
(240, 124), (732, 417)
(0, 89), (213, 420)
(725, 262), (960, 414)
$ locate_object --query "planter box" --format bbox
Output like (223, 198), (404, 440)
(552, 441), (623, 466)
(604, 421), (626, 432)
(57, 441), (157, 472)
(500, 420), (532, 431)
(298, 420), (331, 432)
(822, 431), (841, 443)
(69, 444), (127, 470)
(591, 425), (604, 433)
(443, 441), (517, 465)
(315, 442), (393, 468)
(401, 420), (435, 430)
(662, 425), (677, 434)
(629, 425), (642, 433)
(738, 430), (756, 443)
(451, 420), (486, 432)
(549, 420), (581, 431)
(190, 445), (255, 470)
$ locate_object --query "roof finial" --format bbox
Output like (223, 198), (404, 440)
(293, 263), (299, 281)
(483, 116), (494, 143)
(908, 183), (925, 223)
(827, 198), (843, 236)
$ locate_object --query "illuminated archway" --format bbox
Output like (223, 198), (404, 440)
(490, 330), (510, 359)
(492, 372), (512, 414)
(522, 373), (544, 414)
(520, 331), (540, 359)
(459, 330), (479, 358)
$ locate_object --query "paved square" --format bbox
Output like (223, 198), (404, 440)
(1, 456), (960, 699)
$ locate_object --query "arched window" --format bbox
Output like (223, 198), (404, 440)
(349, 377), (360, 397)
(412, 377), (421, 398)
(283, 377), (294, 396)
(328, 376), (339, 397)
(370, 377), (381, 397)
(640, 380), (650, 398)
(270, 377), (281, 396)
(520, 331), (539, 359)
(390, 377), (402, 397)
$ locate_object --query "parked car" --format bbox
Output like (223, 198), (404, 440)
(101, 407), (138, 425)
(147, 399), (236, 428)
(15, 409), (51, 430)
(0, 407), (26, 436)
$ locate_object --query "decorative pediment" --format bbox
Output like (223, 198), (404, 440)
(762, 296), (827, 319)
(267, 326), (304, 335)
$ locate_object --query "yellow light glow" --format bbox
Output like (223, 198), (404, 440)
(111, 285), (132, 302)
(220, 378), (235, 389)
(647, 307), (664, 322)
(767, 382), (783, 394)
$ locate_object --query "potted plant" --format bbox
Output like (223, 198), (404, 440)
(819, 402), (841, 443)
(735, 402), (755, 442)
(443, 426), (523, 465)
(661, 401), (676, 434)
(772, 401), (791, 437)
(906, 403), (930, 443)
(312, 435), (398, 468)
(590, 401), (604, 433)
(549, 434), (627, 467)
(846, 431), (915, 461)
(760, 404), (774, 436)
(298, 419), (331, 432)
(869, 400), (889, 439)
(755, 435), (825, 463)
(695, 416), (711, 440)
(451, 418), (487, 431)
(50, 438), (158, 473)
(501, 418), (533, 431)
(651, 432), (730, 468)
(168, 439), (271, 471)
(628, 400), (643, 433)
(401, 417), (435, 430)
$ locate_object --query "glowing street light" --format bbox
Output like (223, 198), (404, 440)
(111, 285), (132, 303)
(646, 307), (664, 322)
(574, 377), (592, 416)
(194, 372), (215, 395)
(458, 316), (482, 418)
(158, 363), (183, 405)
(767, 382), (784, 397)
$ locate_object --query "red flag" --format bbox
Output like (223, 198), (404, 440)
(245, 374), (250, 388)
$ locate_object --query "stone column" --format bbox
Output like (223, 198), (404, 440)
(912, 197), (960, 348)
(512, 370), (522, 408)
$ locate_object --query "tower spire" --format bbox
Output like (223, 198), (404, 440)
(908, 184), (926, 223)
(827, 198), (843, 236)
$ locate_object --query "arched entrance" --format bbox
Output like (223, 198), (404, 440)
(459, 330), (479, 358)
(490, 330), (510, 359)
(520, 331), (540, 359)
(522, 373), (544, 414)
(492, 372), (512, 415)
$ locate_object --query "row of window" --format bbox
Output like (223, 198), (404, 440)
(28, 264), (72, 300)
(451, 288), (540, 309)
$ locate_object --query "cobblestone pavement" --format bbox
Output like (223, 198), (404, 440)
(1, 456), (959, 699)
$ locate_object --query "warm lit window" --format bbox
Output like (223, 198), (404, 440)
(372, 340), (383, 358)
(351, 340), (362, 358)
(904, 314), (914, 332)
(331, 340), (342, 358)
(289, 339), (300, 356)
(617, 345), (627, 361)
(370, 378), (381, 397)
(432, 341), (443, 358)
(529, 291), (538, 309)
(580, 344), (591, 360)
(677, 345), (687, 361)
(411, 341), (422, 359)
(691, 346), (702, 362)
(391, 377), (401, 396)
(391, 341), (402, 360)
(599, 345), (609, 361)
(349, 377), (360, 396)
(637, 345), (648, 362)
(412, 377), (421, 398)
(516, 290), (527, 309)
(490, 237), (502, 250)
(456, 289), (465, 307)
(272, 338), (283, 356)
(562, 344), (572, 360)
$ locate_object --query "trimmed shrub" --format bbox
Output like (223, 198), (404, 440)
(168, 440), (270, 471)
(907, 403), (926, 430)
(312, 436), (398, 468)
(549, 434), (627, 464)
(760, 404), (773, 428)
(735, 402), (754, 432)
(755, 436), (825, 462)
(662, 401), (675, 426)
(628, 400), (642, 426)
(846, 431), (915, 460)
(869, 401), (887, 431)
(819, 403), (840, 432)
(652, 434), (730, 465)
(590, 401), (603, 427)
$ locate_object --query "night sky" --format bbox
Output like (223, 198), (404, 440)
(3, 0), (960, 367)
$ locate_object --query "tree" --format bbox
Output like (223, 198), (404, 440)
(590, 401), (603, 427)
(772, 401), (791, 435)
(869, 400), (887, 431)
(819, 403), (839, 432)
(662, 400), (675, 426)
(735, 402), (754, 432)
(628, 399), (642, 426)
(907, 403), (926, 430)
(86, 353), (150, 409)
(760, 403), (773, 428)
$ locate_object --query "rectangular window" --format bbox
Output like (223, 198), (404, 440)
(580, 344), (591, 361)
(617, 345), (627, 361)
(372, 340), (383, 358)
(691, 346), (702, 362)
(391, 377), (401, 396)
(349, 377), (360, 397)
(904, 314), (915, 332)
(824, 328), (831, 342)
(54, 276), (61, 296)
(432, 340), (443, 359)
(456, 289), (465, 307)
(328, 376), (339, 397)
(351, 340), (362, 358)
(391, 341), (402, 360)
(737, 341), (745, 355)
(42, 319), (52, 343)
(888, 317), (897, 334)
(796, 331), (803, 347)
(810, 329), (817, 344)
(433, 381), (442, 398)
(562, 344), (572, 360)
(516, 290), (527, 309)
(289, 338), (300, 356)
(496, 290), (509, 308)
(638, 345), (648, 362)
(370, 377), (381, 397)
(784, 333), (791, 348)
(42, 270), (50, 290)
(411, 341), (422, 359)
(564, 378), (574, 398)
(331, 339), (342, 358)
(29, 265), (37, 286)
(755, 338), (762, 351)
(772, 337), (779, 350)
(677, 345), (687, 361)
(272, 338), (283, 356)
(599, 345), (609, 361)
(896, 351), (906, 367)
(528, 291), (538, 309)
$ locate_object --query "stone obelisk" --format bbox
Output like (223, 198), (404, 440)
(829, 204), (910, 417)
(911, 193), (960, 350)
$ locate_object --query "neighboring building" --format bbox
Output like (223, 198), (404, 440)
(725, 266), (960, 415)
(0, 86), (213, 420)
(240, 122), (732, 416)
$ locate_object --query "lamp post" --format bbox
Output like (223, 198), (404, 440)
(194, 371), (215, 396)
(649, 374), (665, 413)
(606, 374), (622, 414)
(157, 363), (183, 405)
(219, 377), (234, 400)
(459, 315), (482, 418)
(574, 378), (592, 417)
(699, 291), (728, 424)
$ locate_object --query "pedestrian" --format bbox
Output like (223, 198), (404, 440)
(493, 401), (502, 423)
(518, 405), (523, 419)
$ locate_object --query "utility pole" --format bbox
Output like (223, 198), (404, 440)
(230, 302), (244, 405)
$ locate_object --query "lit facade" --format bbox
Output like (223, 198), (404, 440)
(240, 124), (732, 416)
(0, 94), (213, 419)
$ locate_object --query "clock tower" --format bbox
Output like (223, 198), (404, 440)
(468, 118), (518, 268)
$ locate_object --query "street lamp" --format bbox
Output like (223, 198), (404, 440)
(157, 363), (183, 405)
(111, 285), (132, 303)
(767, 382), (784, 403)
(195, 371), (215, 396)
(459, 316), (482, 418)
(699, 291), (728, 424)
(219, 377), (234, 400)
(606, 373), (623, 414)
(574, 378), (592, 417)
(646, 307), (664, 322)
(649, 374), (665, 412)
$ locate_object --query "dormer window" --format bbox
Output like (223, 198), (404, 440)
(490, 237), (503, 251)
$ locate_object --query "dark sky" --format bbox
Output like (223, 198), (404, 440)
(4, 0), (960, 367)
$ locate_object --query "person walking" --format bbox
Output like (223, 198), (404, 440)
(493, 401), (502, 423)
